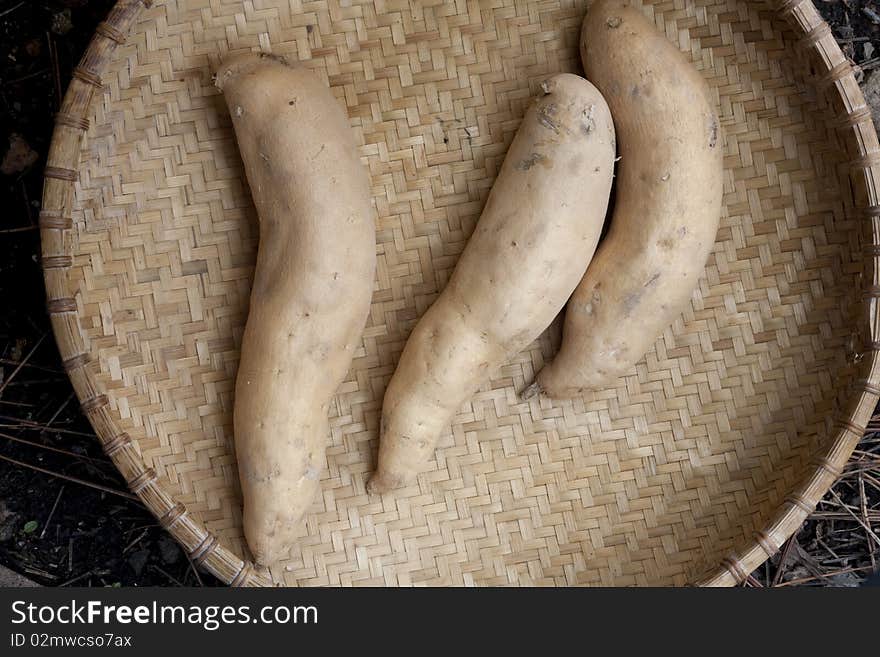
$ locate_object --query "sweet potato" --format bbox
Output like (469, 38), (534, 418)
(216, 53), (375, 565)
(530, 0), (723, 398)
(368, 74), (615, 493)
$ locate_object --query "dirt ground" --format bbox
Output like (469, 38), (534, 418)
(0, 0), (878, 587)
(0, 0), (220, 586)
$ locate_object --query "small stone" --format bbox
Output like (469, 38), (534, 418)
(158, 536), (181, 565)
(24, 39), (42, 58)
(1, 134), (38, 176)
(127, 549), (150, 576)
(0, 523), (16, 543)
(0, 502), (18, 543)
(864, 6), (880, 25)
(827, 572), (862, 588)
(9, 338), (26, 361)
(862, 70), (880, 130)
(50, 9), (74, 36)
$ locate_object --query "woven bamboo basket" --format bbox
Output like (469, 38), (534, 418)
(40, 0), (880, 586)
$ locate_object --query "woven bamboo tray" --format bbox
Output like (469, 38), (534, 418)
(40, 0), (880, 586)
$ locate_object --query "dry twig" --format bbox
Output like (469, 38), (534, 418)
(0, 452), (139, 502)
(0, 332), (48, 395)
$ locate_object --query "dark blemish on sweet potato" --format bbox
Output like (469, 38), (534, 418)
(606, 16), (622, 28)
(581, 105), (595, 135)
(288, 99), (297, 106)
(708, 115), (719, 148)
(644, 272), (660, 287)
(511, 240), (518, 247)
(303, 460), (320, 480)
(622, 290), (642, 317)
(678, 226), (688, 237)
(657, 237), (675, 250)
(583, 291), (601, 316)
(517, 153), (545, 170)
(510, 328), (532, 346)
(536, 103), (560, 134)
(251, 465), (281, 484)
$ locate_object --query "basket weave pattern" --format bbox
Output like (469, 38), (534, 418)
(41, 0), (880, 586)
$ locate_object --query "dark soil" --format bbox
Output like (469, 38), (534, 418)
(0, 0), (877, 587)
(0, 0), (219, 587)
(822, 0), (880, 78)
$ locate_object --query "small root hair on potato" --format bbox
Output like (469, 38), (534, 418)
(521, 381), (544, 400)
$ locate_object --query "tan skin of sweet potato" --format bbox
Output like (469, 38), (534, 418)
(368, 74), (615, 493)
(216, 53), (375, 566)
(531, 0), (723, 399)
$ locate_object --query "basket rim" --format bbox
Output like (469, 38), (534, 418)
(39, 0), (880, 587)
